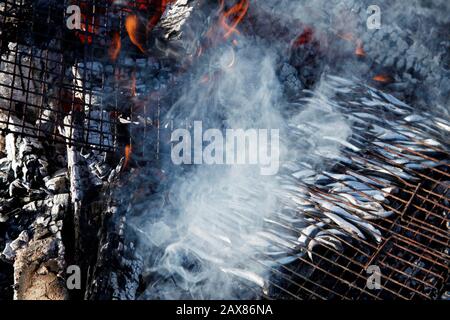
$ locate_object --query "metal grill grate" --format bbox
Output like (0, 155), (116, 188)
(268, 152), (449, 300)
(0, 0), (163, 153)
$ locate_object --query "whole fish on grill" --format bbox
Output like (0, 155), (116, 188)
(272, 75), (449, 269)
(127, 73), (449, 299)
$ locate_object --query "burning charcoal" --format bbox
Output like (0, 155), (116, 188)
(95, 162), (112, 180)
(9, 179), (29, 198)
(0, 157), (11, 170)
(4, 130), (49, 187)
(0, 158), (11, 186)
(36, 108), (56, 138)
(0, 45), (40, 120)
(81, 149), (112, 183)
(107, 158), (125, 183)
(0, 39), (63, 122)
(44, 174), (68, 194)
(0, 197), (18, 220)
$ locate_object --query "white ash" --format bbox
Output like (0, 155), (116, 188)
(0, 42), (63, 120)
(158, 0), (197, 40)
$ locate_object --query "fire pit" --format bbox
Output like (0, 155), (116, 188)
(0, 0), (448, 300)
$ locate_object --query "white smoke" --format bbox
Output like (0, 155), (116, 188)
(131, 40), (286, 299)
(127, 1), (354, 299)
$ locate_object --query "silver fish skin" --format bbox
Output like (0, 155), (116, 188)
(323, 136), (361, 152)
(434, 119), (450, 132)
(274, 252), (306, 266)
(307, 235), (344, 261)
(346, 171), (391, 188)
(404, 115), (426, 123)
(378, 92), (413, 110)
(314, 198), (382, 242)
(353, 112), (383, 123)
(327, 195), (389, 220)
(345, 216), (383, 243)
(220, 268), (268, 294)
(258, 231), (299, 251)
(298, 222), (326, 248)
(316, 229), (349, 239)
(321, 211), (366, 240)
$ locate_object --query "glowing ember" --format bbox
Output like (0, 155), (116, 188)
(109, 32), (122, 61)
(134, 0), (152, 11)
(355, 40), (365, 57)
(124, 145), (133, 169)
(337, 32), (366, 57)
(61, 93), (83, 113)
(131, 71), (137, 97)
(293, 28), (313, 47)
(126, 15), (146, 53)
(147, 0), (171, 33)
(219, 0), (250, 39)
(77, 16), (95, 44)
(373, 74), (393, 83)
(72, 1), (96, 44)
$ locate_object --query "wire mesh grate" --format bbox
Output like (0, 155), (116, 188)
(0, 0), (164, 152)
(270, 161), (449, 300)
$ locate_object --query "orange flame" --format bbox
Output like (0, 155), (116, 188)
(147, 0), (171, 33)
(373, 74), (393, 83)
(219, 0), (249, 39)
(77, 16), (95, 44)
(126, 15), (146, 53)
(124, 145), (132, 169)
(293, 28), (313, 48)
(124, 1), (173, 54)
(337, 33), (366, 57)
(109, 32), (122, 61)
(355, 39), (365, 57)
(131, 71), (137, 97)
(72, 1), (97, 44)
